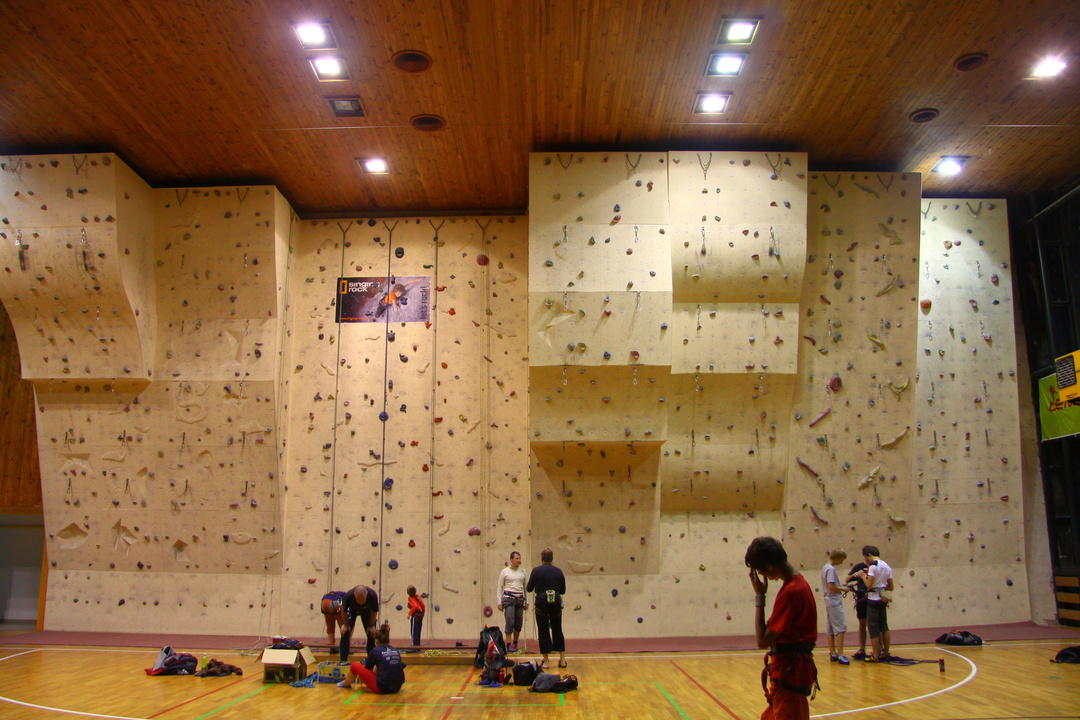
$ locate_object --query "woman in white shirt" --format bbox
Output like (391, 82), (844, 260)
(497, 550), (528, 651)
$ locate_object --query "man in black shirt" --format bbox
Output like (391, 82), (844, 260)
(526, 548), (567, 668)
(340, 585), (379, 662)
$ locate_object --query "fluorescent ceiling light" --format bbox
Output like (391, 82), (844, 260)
(719, 19), (759, 44)
(310, 56), (349, 80)
(694, 93), (731, 114)
(932, 156), (968, 176)
(294, 23), (336, 49)
(708, 53), (747, 76)
(360, 158), (389, 174)
(1030, 56), (1067, 77)
(328, 97), (364, 117)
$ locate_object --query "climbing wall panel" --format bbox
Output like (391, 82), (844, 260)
(279, 216), (529, 639)
(668, 151), (808, 305)
(670, 302), (800, 374)
(901, 199), (1028, 623)
(660, 374), (796, 513)
(784, 172), (922, 570)
(19, 173), (293, 634)
(0, 154), (154, 380)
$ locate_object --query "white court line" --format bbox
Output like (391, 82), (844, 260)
(811, 648), (977, 718)
(0, 649), (151, 720)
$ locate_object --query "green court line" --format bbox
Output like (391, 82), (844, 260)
(655, 681), (692, 720)
(192, 684), (272, 720)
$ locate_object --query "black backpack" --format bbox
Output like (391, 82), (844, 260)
(1052, 645), (1080, 663)
(512, 660), (541, 686)
(473, 625), (508, 669)
(935, 630), (983, 646)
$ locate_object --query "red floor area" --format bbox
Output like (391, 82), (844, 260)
(1, 622), (1076, 653)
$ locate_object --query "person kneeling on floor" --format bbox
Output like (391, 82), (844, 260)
(337, 622), (405, 694)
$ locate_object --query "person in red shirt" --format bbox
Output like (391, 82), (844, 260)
(406, 585), (425, 647)
(746, 536), (819, 720)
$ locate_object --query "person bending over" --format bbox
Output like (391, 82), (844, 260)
(340, 584), (379, 662)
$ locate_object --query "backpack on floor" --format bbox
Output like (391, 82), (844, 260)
(935, 630), (983, 646)
(473, 625), (508, 669)
(530, 672), (578, 693)
(1052, 645), (1080, 663)
(512, 659), (541, 686)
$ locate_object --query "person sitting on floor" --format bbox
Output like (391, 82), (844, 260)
(337, 622), (405, 694)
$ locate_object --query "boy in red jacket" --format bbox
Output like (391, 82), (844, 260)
(407, 585), (425, 647)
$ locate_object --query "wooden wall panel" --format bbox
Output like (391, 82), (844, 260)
(0, 302), (42, 513)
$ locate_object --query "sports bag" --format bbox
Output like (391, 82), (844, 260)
(512, 660), (541, 686)
(1052, 645), (1080, 663)
(935, 630), (983, 646)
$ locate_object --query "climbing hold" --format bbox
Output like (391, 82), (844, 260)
(468, 527), (481, 536)
(611, 589), (618, 597)
(388, 559), (399, 569)
(483, 605), (493, 617)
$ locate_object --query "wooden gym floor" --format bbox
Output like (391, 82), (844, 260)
(1, 637), (1078, 720)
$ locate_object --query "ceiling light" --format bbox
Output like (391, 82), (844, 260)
(694, 93), (731, 114)
(310, 56), (349, 80)
(932, 156), (968, 176)
(1030, 56), (1067, 78)
(328, 97), (364, 117)
(707, 53), (747, 76)
(293, 23), (336, 49)
(359, 158), (389, 174)
(719, 19), (759, 44)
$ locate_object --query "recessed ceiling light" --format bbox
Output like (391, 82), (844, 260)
(294, 23), (336, 49)
(359, 158), (389, 174)
(392, 50), (434, 73)
(310, 56), (349, 81)
(908, 107), (940, 124)
(1030, 56), (1067, 78)
(707, 53), (747, 76)
(953, 52), (988, 72)
(694, 93), (731, 114)
(719, 19), (759, 45)
(328, 97), (364, 117)
(411, 114), (446, 131)
(932, 156), (968, 176)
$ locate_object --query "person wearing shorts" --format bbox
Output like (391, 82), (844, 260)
(821, 549), (849, 665)
(855, 546), (893, 662)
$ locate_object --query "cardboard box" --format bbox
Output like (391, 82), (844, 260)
(260, 646), (316, 683)
(316, 660), (352, 683)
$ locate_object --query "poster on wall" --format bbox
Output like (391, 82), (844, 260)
(1038, 373), (1080, 441)
(336, 276), (431, 323)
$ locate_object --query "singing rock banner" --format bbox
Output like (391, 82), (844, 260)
(336, 276), (431, 323)
(1039, 373), (1080, 441)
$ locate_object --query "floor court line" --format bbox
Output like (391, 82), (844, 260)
(669, 660), (742, 720)
(811, 648), (978, 718)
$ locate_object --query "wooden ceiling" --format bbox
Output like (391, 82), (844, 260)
(1, 1), (1077, 216)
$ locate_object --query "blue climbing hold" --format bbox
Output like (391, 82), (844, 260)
(383, 478), (394, 490)
(611, 589), (618, 597)
(379, 411), (389, 421)
(388, 559), (399, 570)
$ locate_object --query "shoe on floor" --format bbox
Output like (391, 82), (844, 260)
(830, 654), (838, 662)
(838, 655), (850, 665)
(485, 682), (502, 688)
(852, 650), (867, 660)
(864, 656), (878, 663)
(479, 678), (491, 686)
(558, 660), (567, 668)
(336, 681), (351, 688)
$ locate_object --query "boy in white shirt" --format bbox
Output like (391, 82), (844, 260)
(855, 545), (894, 662)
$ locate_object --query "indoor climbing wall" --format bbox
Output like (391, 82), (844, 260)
(528, 151), (810, 638)
(279, 216), (530, 640)
(783, 172), (922, 572)
(661, 152), (808, 516)
(906, 199), (1028, 626)
(0, 154), (296, 634)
